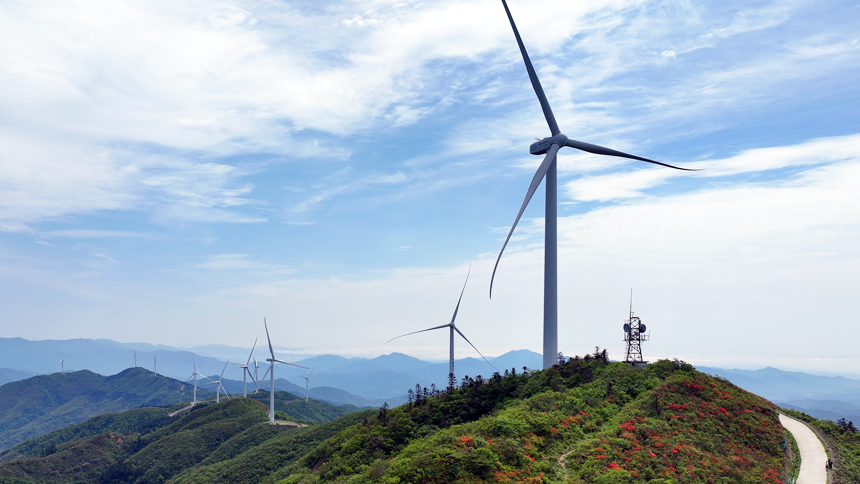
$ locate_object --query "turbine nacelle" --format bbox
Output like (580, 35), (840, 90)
(530, 134), (568, 155)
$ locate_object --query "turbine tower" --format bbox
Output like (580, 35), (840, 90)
(237, 339), (258, 398)
(204, 360), (230, 403)
(184, 354), (207, 404)
(153, 354), (158, 376)
(387, 264), (495, 389)
(60, 355), (64, 375)
(492, 0), (698, 369)
(262, 318), (307, 424)
(298, 367), (315, 401)
(134, 350), (137, 368)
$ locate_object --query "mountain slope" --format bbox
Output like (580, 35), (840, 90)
(0, 368), (212, 451)
(0, 356), (790, 483)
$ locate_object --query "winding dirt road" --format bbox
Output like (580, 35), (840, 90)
(779, 413), (828, 484)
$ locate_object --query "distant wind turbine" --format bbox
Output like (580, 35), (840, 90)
(153, 354), (157, 376)
(261, 318), (308, 424)
(492, 0), (699, 369)
(298, 367), (315, 401)
(184, 354), (208, 404)
(237, 339), (258, 398)
(134, 350), (137, 368)
(204, 360), (231, 403)
(60, 355), (64, 375)
(253, 358), (261, 394)
(387, 263), (495, 389)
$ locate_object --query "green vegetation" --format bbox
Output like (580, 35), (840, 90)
(0, 404), (183, 462)
(0, 356), (797, 483)
(781, 408), (860, 484)
(279, 356), (784, 483)
(245, 391), (362, 423)
(169, 410), (374, 484)
(0, 392), (366, 484)
(0, 368), (210, 451)
(781, 419), (800, 482)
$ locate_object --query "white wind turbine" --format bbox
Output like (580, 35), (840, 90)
(491, 0), (698, 369)
(261, 318), (308, 424)
(387, 264), (495, 389)
(184, 354), (209, 404)
(134, 350), (137, 368)
(237, 339), (258, 398)
(60, 355), (65, 375)
(204, 360), (231, 403)
(153, 354), (158, 376)
(203, 360), (230, 403)
(298, 367), (315, 401)
(253, 358), (261, 394)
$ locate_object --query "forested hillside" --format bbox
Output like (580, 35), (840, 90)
(0, 368), (215, 451)
(0, 355), (792, 483)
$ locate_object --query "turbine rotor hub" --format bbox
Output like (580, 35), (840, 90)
(529, 133), (568, 155)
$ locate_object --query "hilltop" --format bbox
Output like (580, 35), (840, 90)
(0, 354), (799, 483)
(0, 368), (213, 451)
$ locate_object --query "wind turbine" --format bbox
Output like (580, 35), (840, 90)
(134, 350), (137, 368)
(253, 358), (260, 393)
(60, 355), (64, 375)
(237, 339), (258, 398)
(492, 0), (699, 369)
(153, 354), (158, 376)
(184, 354), (207, 404)
(204, 360), (231, 403)
(298, 367), (315, 401)
(387, 264), (495, 389)
(261, 318), (308, 424)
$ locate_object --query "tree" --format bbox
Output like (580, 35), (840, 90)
(379, 402), (389, 423)
(556, 352), (566, 366)
(407, 388), (414, 409)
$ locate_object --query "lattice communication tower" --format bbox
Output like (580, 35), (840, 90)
(623, 291), (649, 366)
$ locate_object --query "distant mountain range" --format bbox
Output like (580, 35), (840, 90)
(2, 337), (859, 426)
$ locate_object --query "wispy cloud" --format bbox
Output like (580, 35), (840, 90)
(192, 254), (292, 274)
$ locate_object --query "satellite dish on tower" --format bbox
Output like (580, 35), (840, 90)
(623, 290), (649, 367)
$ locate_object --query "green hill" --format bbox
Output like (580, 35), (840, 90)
(0, 355), (800, 483)
(0, 368), (211, 451)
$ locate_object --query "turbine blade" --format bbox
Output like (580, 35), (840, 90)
(261, 364), (271, 382)
(450, 262), (471, 324)
(264, 318), (275, 359)
(220, 360), (230, 379)
(501, 0), (559, 136)
(385, 324), (450, 344)
(454, 326), (498, 370)
(490, 143), (561, 298)
(309, 367), (315, 378)
(566, 139), (699, 171)
(246, 338), (257, 366)
(273, 358), (309, 369)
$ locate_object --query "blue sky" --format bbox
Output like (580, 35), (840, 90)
(1, 0), (859, 375)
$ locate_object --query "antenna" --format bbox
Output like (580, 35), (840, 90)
(623, 290), (649, 368)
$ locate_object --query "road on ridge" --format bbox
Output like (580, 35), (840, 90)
(779, 413), (828, 484)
